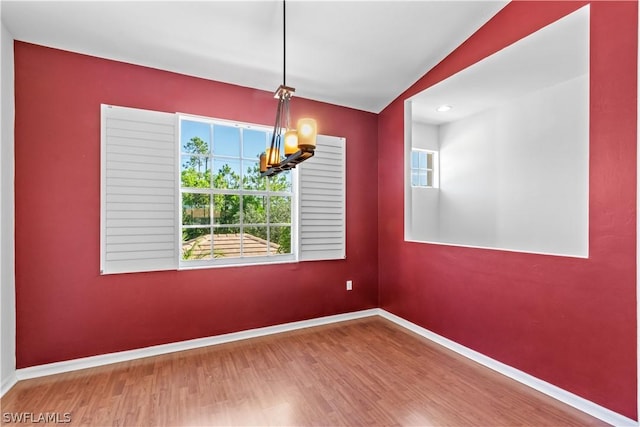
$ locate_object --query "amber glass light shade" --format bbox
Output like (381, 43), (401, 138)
(297, 118), (317, 150)
(266, 147), (280, 167)
(284, 130), (299, 155)
(259, 152), (267, 172)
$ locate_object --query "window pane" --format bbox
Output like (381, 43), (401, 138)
(181, 155), (211, 188)
(427, 152), (434, 170)
(419, 172), (428, 187)
(242, 227), (268, 257)
(269, 226), (292, 254)
(182, 227), (212, 260)
(242, 160), (265, 190)
(268, 170), (291, 192)
(213, 194), (240, 225)
(411, 151), (419, 169)
(243, 129), (267, 160)
(243, 195), (267, 225)
(213, 227), (241, 258)
(213, 159), (241, 189)
(427, 170), (434, 187)
(181, 121), (210, 154)
(418, 152), (427, 169)
(182, 193), (210, 225)
(270, 196), (291, 223)
(213, 125), (240, 157)
(411, 171), (419, 186)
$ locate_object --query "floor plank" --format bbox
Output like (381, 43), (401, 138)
(1, 317), (609, 426)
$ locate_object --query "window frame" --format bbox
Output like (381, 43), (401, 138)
(177, 114), (297, 270)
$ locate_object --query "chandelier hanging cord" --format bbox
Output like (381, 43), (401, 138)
(260, 0), (317, 177)
(266, 0), (288, 170)
(280, 0), (289, 131)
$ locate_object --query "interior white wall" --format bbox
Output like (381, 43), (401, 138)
(406, 6), (589, 258)
(435, 75), (589, 256)
(409, 121), (440, 241)
(0, 18), (17, 396)
(437, 113), (499, 248)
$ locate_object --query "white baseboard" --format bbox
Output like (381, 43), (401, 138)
(1, 371), (17, 398)
(8, 308), (638, 426)
(378, 309), (638, 427)
(15, 309), (379, 381)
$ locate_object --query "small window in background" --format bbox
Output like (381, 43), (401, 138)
(411, 149), (438, 188)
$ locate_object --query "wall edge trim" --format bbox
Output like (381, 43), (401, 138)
(379, 309), (638, 427)
(15, 309), (379, 382)
(0, 371), (17, 398)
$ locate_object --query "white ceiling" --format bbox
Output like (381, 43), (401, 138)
(0, 0), (508, 113)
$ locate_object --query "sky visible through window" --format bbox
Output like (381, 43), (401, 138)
(181, 120), (278, 179)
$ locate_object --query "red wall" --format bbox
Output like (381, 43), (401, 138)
(378, 1), (637, 419)
(14, 42), (378, 368)
(13, 0), (639, 420)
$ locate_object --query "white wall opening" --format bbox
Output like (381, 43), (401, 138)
(405, 6), (590, 258)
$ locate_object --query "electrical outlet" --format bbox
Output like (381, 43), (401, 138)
(346, 280), (353, 291)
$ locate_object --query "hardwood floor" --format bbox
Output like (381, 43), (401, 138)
(1, 317), (609, 426)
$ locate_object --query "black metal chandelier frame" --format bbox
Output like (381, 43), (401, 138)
(260, 0), (316, 178)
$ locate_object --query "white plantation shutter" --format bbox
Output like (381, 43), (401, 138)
(100, 105), (178, 274)
(298, 135), (346, 261)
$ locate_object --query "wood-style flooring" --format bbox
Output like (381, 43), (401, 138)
(1, 317), (609, 426)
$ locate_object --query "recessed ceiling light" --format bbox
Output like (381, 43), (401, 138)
(436, 105), (453, 112)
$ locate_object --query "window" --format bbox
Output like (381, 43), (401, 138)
(179, 118), (293, 265)
(100, 105), (346, 274)
(411, 149), (438, 188)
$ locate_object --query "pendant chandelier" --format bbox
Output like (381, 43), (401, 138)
(260, 0), (317, 177)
